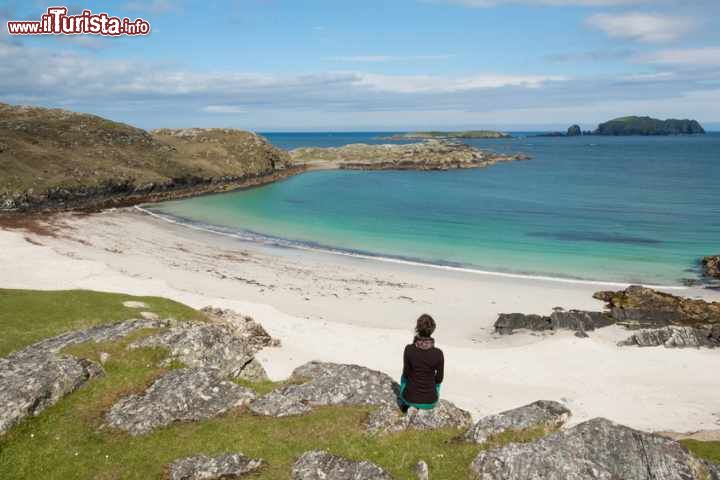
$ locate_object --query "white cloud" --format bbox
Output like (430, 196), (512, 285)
(202, 105), (246, 114)
(638, 47), (720, 66)
(356, 73), (564, 93)
(586, 13), (694, 43)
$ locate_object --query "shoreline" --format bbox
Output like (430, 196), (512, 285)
(1, 208), (719, 434)
(136, 205), (692, 290)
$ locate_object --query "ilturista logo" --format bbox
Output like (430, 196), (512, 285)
(6, 6), (151, 36)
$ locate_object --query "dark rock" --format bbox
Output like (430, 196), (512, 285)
(619, 325), (720, 348)
(0, 319), (162, 435)
(550, 309), (615, 332)
(168, 453), (263, 480)
(366, 400), (472, 435)
(495, 310), (613, 335)
(105, 367), (256, 435)
(494, 313), (551, 335)
(574, 330), (589, 338)
(703, 256), (720, 279)
(463, 400), (571, 444)
(470, 417), (719, 479)
(567, 125), (582, 136)
(292, 450), (393, 480)
(129, 323), (256, 378)
(594, 285), (720, 328)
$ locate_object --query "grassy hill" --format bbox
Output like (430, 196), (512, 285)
(0, 103), (293, 211)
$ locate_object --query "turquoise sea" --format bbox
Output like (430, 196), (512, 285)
(146, 132), (720, 286)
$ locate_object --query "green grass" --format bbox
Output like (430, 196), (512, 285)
(0, 289), (206, 356)
(683, 440), (720, 466)
(1, 288), (718, 479)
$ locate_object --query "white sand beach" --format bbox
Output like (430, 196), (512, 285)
(1, 208), (719, 434)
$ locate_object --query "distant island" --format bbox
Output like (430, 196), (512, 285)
(383, 130), (511, 140)
(536, 117), (706, 137)
(595, 116), (705, 136)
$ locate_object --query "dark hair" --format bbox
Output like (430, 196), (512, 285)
(415, 314), (436, 338)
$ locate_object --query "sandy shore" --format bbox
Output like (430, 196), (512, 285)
(1, 208), (719, 434)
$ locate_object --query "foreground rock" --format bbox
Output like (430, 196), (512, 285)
(129, 322), (257, 378)
(619, 325), (720, 348)
(200, 307), (280, 350)
(0, 319), (162, 435)
(495, 309), (613, 335)
(290, 140), (529, 171)
(367, 400), (472, 435)
(463, 400), (571, 444)
(250, 362), (399, 417)
(703, 256), (720, 279)
(292, 451), (393, 480)
(594, 285), (720, 328)
(470, 417), (720, 480)
(168, 453), (263, 480)
(105, 367), (256, 435)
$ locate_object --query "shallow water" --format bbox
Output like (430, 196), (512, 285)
(148, 132), (720, 285)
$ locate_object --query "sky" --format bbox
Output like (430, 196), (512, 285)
(1, 0), (719, 131)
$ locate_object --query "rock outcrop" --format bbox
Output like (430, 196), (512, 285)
(200, 307), (280, 350)
(619, 325), (720, 348)
(168, 453), (264, 480)
(494, 309), (614, 335)
(593, 285), (720, 328)
(249, 362), (399, 417)
(0, 102), (293, 211)
(129, 322), (258, 378)
(567, 124), (582, 136)
(0, 319), (163, 435)
(289, 140), (529, 171)
(292, 451), (394, 480)
(105, 367), (256, 436)
(463, 400), (571, 444)
(470, 417), (720, 479)
(702, 256), (720, 280)
(366, 400), (473, 435)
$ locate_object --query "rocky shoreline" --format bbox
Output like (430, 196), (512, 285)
(290, 140), (530, 171)
(495, 285), (720, 348)
(0, 103), (530, 213)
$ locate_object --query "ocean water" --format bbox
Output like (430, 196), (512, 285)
(147, 132), (720, 286)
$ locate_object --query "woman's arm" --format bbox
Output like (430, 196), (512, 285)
(435, 350), (444, 386)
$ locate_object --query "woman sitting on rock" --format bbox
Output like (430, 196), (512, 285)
(400, 314), (444, 412)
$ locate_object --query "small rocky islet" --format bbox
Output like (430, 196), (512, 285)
(1, 288), (719, 478)
(537, 116), (706, 137)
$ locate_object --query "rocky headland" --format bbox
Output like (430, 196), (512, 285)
(0, 103), (531, 213)
(289, 140), (530, 171)
(0, 103), (297, 212)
